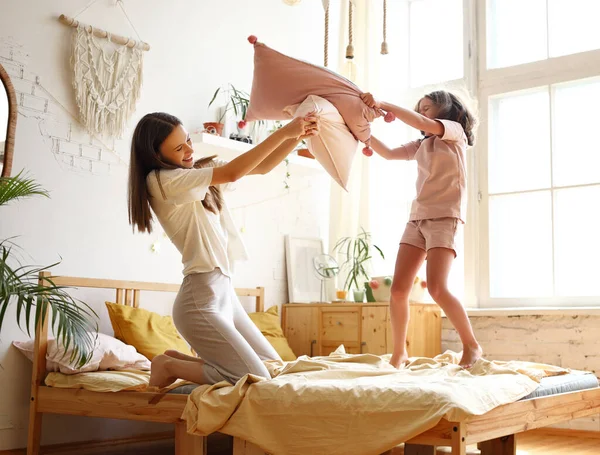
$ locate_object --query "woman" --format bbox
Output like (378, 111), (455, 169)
(128, 112), (319, 386)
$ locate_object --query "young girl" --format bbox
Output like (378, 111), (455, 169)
(360, 91), (481, 369)
(128, 112), (319, 387)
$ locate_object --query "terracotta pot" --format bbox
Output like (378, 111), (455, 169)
(203, 122), (224, 136)
(297, 148), (315, 159)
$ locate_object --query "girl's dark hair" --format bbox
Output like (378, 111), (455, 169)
(418, 90), (477, 146)
(128, 112), (223, 233)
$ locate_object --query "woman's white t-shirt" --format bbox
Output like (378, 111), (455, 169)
(146, 160), (248, 277)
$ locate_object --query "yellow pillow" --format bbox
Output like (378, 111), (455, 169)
(105, 302), (193, 361)
(248, 306), (297, 361)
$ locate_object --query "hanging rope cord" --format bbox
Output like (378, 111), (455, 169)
(71, 0), (143, 47)
(324, 3), (330, 67)
(381, 0), (389, 54)
(346, 0), (354, 59)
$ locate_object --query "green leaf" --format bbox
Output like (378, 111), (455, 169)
(0, 247), (98, 367)
(0, 171), (49, 207)
(208, 87), (221, 108)
(373, 244), (385, 260)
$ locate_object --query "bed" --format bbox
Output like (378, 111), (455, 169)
(27, 272), (268, 455)
(27, 272), (600, 455)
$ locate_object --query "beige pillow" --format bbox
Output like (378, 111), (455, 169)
(13, 333), (151, 374)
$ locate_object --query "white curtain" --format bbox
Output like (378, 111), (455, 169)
(327, 0), (374, 295)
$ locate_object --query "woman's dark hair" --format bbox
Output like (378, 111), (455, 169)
(128, 112), (223, 233)
(417, 90), (477, 146)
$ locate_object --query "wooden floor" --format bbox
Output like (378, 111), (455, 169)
(5, 430), (599, 455)
(391, 431), (600, 455)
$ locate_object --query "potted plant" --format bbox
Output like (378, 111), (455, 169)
(333, 228), (384, 303)
(296, 139), (314, 159)
(206, 84), (263, 137)
(1, 171), (97, 366)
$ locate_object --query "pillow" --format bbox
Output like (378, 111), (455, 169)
(12, 332), (150, 375)
(248, 306), (297, 361)
(105, 302), (193, 361)
(45, 370), (151, 392)
(245, 38), (381, 146)
(287, 95), (358, 191)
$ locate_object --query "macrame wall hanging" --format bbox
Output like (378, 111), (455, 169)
(58, 2), (149, 139)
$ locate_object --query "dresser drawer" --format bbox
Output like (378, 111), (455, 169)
(320, 308), (360, 343)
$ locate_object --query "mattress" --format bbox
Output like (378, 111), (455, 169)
(169, 371), (599, 399)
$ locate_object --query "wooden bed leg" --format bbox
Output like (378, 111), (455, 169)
(404, 443), (436, 454)
(175, 421), (207, 455)
(27, 272), (51, 455)
(450, 423), (466, 455)
(26, 411), (43, 455)
(478, 435), (516, 455)
(233, 437), (267, 455)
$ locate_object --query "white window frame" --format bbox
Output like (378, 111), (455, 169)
(475, 1), (600, 308)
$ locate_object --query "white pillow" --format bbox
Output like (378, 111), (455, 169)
(13, 332), (151, 374)
(285, 95), (359, 191)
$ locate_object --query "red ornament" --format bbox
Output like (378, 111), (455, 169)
(238, 120), (247, 129)
(420, 280), (427, 289)
(384, 111), (396, 123)
(369, 279), (380, 290)
(248, 35), (258, 45)
(362, 146), (373, 157)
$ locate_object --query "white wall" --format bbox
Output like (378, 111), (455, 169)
(0, 0), (329, 449)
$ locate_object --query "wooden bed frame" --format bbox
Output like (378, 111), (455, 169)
(27, 272), (266, 455)
(27, 273), (600, 455)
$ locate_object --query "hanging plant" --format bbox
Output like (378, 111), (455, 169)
(268, 120), (293, 189)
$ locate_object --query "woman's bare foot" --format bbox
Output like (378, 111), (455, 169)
(459, 344), (483, 369)
(149, 354), (178, 388)
(164, 349), (204, 363)
(390, 350), (409, 369)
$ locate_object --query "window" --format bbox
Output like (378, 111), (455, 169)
(409, 0), (464, 87)
(487, 0), (600, 69)
(480, 1), (600, 306)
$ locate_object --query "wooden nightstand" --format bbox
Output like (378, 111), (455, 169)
(282, 302), (441, 358)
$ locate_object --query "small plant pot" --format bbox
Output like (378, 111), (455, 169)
(203, 122), (224, 136)
(297, 148), (315, 159)
(335, 289), (347, 301)
(353, 290), (365, 303)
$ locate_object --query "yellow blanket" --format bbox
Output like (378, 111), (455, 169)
(182, 348), (568, 455)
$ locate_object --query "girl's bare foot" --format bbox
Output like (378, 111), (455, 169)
(164, 349), (204, 363)
(459, 344), (483, 369)
(390, 350), (409, 369)
(149, 354), (178, 388)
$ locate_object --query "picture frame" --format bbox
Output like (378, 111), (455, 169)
(285, 236), (324, 303)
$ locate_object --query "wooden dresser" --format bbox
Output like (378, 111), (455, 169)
(282, 302), (442, 358)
